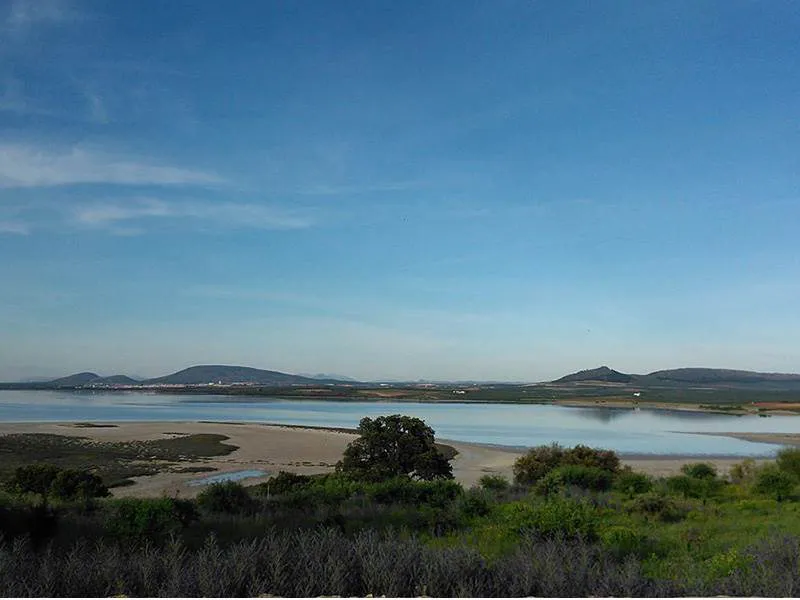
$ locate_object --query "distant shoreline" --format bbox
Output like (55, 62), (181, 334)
(4, 385), (800, 417)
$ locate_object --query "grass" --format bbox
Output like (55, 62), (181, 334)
(0, 433), (237, 487)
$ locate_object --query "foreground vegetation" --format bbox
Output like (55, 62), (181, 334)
(3, 415), (800, 596)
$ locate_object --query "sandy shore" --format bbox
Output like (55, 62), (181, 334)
(0, 421), (793, 497)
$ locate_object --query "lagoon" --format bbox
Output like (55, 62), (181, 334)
(1, 390), (799, 457)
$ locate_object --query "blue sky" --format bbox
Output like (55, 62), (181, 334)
(1, 0), (798, 382)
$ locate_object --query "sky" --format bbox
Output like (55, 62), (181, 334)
(1, 0), (799, 382)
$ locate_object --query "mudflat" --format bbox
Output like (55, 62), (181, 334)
(0, 421), (793, 497)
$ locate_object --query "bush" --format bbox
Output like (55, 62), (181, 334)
(457, 488), (493, 518)
(631, 492), (688, 523)
(563, 445), (621, 473)
(729, 458), (758, 484)
(681, 462), (717, 480)
(601, 526), (656, 559)
(666, 475), (703, 499)
(107, 497), (198, 542)
(776, 447), (800, 480)
(513, 444), (565, 485)
(753, 465), (796, 501)
(613, 470), (653, 497)
(258, 471), (313, 496)
(554, 465), (614, 492)
(49, 469), (109, 502)
(196, 481), (255, 515)
(8, 464), (61, 498)
(479, 474), (510, 492)
(499, 498), (600, 540)
(513, 444), (621, 487)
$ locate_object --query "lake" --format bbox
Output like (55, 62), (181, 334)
(1, 390), (799, 457)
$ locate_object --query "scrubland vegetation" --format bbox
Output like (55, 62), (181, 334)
(3, 415), (800, 596)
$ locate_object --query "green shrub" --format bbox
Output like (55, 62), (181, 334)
(258, 471), (313, 496)
(513, 444), (565, 485)
(479, 474), (510, 492)
(753, 465), (796, 501)
(680, 462), (718, 480)
(631, 492), (688, 523)
(601, 526), (656, 559)
(613, 470), (653, 497)
(457, 487), (493, 518)
(196, 481), (255, 514)
(8, 464), (61, 498)
(554, 465), (614, 492)
(534, 470), (564, 497)
(666, 475), (703, 499)
(499, 498), (600, 540)
(776, 447), (800, 480)
(48, 469), (109, 502)
(563, 445), (621, 473)
(107, 497), (198, 542)
(729, 459), (758, 484)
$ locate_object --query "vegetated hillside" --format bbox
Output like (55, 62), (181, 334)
(552, 365), (800, 391)
(645, 367), (800, 385)
(553, 366), (633, 384)
(143, 365), (346, 385)
(47, 372), (101, 387)
(94, 375), (140, 385)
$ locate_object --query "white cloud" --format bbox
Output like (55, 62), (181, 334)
(4, 0), (75, 33)
(0, 220), (29, 234)
(0, 144), (222, 188)
(73, 198), (314, 231)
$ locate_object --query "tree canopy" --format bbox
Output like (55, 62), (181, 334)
(337, 415), (453, 482)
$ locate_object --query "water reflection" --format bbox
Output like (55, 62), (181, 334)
(570, 407), (631, 423)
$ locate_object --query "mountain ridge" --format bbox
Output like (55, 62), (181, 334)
(552, 366), (800, 389)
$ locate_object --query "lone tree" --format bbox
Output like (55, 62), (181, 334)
(337, 415), (453, 482)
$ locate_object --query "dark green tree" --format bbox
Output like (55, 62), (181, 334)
(8, 464), (62, 499)
(49, 469), (109, 502)
(336, 415), (453, 482)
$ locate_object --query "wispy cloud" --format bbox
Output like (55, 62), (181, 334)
(3, 0), (77, 37)
(72, 197), (314, 232)
(0, 144), (222, 188)
(0, 220), (29, 235)
(297, 181), (423, 196)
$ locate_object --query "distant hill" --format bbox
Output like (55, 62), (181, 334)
(299, 373), (359, 382)
(554, 366), (633, 384)
(48, 372), (101, 387)
(144, 365), (350, 386)
(644, 368), (800, 385)
(95, 375), (140, 385)
(552, 366), (800, 390)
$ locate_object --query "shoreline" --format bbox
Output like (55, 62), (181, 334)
(0, 420), (795, 496)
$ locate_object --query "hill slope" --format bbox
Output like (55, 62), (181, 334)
(48, 372), (101, 387)
(552, 366), (800, 390)
(554, 366), (633, 384)
(144, 365), (346, 386)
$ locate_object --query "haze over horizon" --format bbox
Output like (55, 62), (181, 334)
(1, 1), (799, 383)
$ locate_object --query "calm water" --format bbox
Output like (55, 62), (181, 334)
(2, 390), (799, 457)
(188, 469), (268, 486)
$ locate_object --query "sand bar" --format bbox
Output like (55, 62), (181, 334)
(0, 421), (795, 497)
